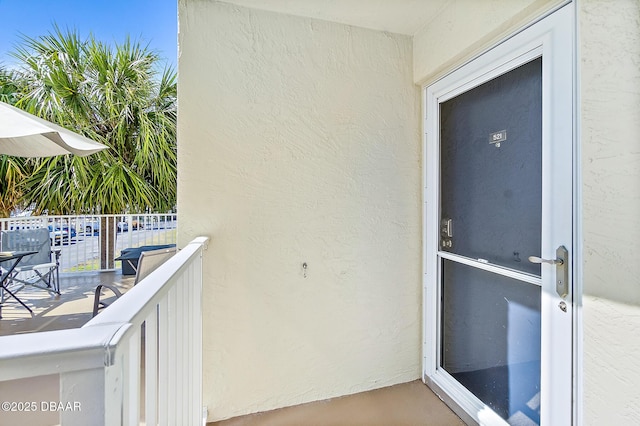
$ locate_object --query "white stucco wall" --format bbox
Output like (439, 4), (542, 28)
(412, 0), (564, 84)
(177, 1), (421, 421)
(580, 0), (640, 423)
(178, 0), (640, 422)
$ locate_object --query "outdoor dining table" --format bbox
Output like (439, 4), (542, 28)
(0, 250), (38, 319)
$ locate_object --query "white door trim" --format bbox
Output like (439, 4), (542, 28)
(422, 4), (577, 425)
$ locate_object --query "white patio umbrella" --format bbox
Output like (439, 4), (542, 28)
(0, 101), (108, 157)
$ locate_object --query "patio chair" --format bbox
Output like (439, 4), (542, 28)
(92, 246), (177, 317)
(0, 228), (61, 295)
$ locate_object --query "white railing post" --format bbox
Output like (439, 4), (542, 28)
(60, 368), (106, 426)
(104, 362), (123, 425)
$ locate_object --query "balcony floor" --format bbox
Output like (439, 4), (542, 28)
(0, 271), (132, 336)
(209, 380), (464, 426)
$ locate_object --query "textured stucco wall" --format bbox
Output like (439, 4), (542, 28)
(580, 0), (640, 423)
(177, 1), (421, 421)
(413, 0), (564, 84)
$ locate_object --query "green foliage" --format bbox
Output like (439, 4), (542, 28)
(0, 66), (19, 104)
(0, 67), (27, 217)
(0, 155), (26, 217)
(5, 25), (177, 215)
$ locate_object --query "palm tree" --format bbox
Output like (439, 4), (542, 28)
(10, 27), (177, 267)
(0, 67), (27, 217)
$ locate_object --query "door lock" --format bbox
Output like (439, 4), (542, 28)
(558, 301), (567, 312)
(528, 246), (569, 298)
(440, 218), (453, 249)
(440, 218), (453, 238)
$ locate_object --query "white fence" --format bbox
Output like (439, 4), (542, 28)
(0, 214), (177, 272)
(0, 236), (207, 425)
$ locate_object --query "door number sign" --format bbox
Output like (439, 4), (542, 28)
(489, 130), (507, 148)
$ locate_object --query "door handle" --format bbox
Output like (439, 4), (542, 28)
(528, 256), (563, 265)
(529, 246), (569, 298)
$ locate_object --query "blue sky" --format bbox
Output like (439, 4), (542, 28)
(0, 0), (177, 68)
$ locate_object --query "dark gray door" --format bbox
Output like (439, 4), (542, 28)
(439, 58), (543, 425)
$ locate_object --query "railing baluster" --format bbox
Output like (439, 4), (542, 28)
(183, 273), (191, 422)
(145, 308), (159, 426)
(191, 261), (200, 426)
(176, 276), (185, 421)
(168, 284), (178, 423)
(126, 327), (141, 425)
(158, 296), (169, 424)
(196, 247), (204, 423)
(186, 269), (193, 425)
(121, 337), (131, 425)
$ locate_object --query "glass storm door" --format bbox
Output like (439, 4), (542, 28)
(423, 6), (574, 426)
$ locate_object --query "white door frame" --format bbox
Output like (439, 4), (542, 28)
(422, 5), (577, 425)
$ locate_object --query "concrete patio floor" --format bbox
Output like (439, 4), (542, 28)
(209, 380), (464, 426)
(0, 271), (132, 336)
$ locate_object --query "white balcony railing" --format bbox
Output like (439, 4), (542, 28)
(0, 214), (177, 273)
(0, 236), (208, 425)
